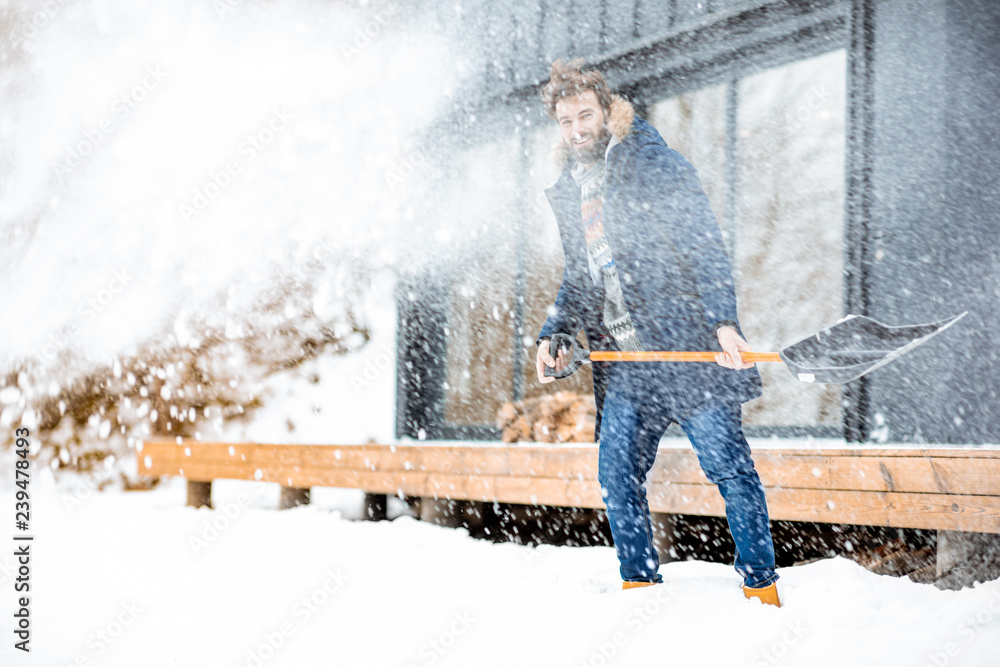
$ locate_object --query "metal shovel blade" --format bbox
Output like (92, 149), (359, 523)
(778, 311), (968, 384)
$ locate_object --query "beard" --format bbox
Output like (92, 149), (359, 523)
(569, 123), (613, 165)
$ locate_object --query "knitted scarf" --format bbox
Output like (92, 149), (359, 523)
(571, 157), (643, 352)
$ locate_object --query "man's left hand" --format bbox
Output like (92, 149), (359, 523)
(716, 326), (755, 370)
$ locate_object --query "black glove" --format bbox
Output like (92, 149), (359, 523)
(543, 333), (589, 379)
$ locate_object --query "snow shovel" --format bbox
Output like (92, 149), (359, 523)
(543, 312), (967, 384)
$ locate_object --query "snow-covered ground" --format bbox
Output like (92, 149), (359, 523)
(1, 475), (999, 667)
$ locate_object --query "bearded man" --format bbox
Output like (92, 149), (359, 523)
(534, 58), (780, 606)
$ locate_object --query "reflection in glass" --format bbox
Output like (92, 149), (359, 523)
(736, 49), (846, 427)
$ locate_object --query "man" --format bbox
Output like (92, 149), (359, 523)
(534, 58), (780, 606)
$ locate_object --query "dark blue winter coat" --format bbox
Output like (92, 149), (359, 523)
(537, 95), (762, 438)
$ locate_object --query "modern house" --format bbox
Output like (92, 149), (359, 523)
(396, 0), (1000, 446)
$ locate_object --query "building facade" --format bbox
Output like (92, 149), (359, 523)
(396, 0), (1000, 445)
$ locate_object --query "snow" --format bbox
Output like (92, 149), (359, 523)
(1, 474), (999, 666)
(0, 0), (461, 370)
(1, 2), (999, 664)
(209, 269), (399, 446)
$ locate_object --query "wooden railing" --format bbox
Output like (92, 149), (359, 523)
(138, 439), (1000, 534)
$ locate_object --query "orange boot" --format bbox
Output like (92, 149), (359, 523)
(743, 582), (781, 607)
(622, 580), (659, 590)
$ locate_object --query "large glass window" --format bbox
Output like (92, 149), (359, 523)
(648, 49), (847, 430)
(520, 125), (595, 402)
(647, 83), (729, 238)
(438, 126), (600, 432)
(735, 49), (846, 428)
(439, 136), (520, 426)
(409, 48), (847, 438)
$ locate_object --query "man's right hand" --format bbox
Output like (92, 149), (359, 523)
(536, 339), (569, 384)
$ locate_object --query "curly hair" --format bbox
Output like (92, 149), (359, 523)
(539, 57), (614, 121)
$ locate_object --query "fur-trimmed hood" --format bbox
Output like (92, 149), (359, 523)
(538, 91), (762, 416)
(551, 93), (636, 169)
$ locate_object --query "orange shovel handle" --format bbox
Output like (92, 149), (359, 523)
(589, 351), (783, 363)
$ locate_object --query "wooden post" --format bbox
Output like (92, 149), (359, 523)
(651, 512), (679, 563)
(405, 496), (422, 518)
(459, 501), (487, 528)
(187, 480), (212, 508)
(419, 498), (464, 527)
(279, 486), (311, 510)
(363, 493), (388, 521)
(936, 530), (1000, 590)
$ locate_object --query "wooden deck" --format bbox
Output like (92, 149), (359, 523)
(138, 439), (1000, 534)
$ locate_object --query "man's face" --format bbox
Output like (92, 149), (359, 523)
(555, 90), (611, 167)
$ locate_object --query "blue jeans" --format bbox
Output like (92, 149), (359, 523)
(597, 364), (778, 589)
